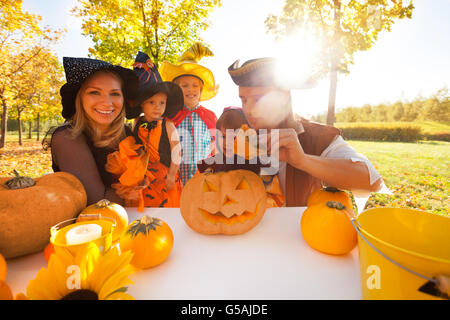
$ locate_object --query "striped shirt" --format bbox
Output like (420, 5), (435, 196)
(176, 105), (213, 185)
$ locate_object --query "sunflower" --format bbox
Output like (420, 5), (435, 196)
(26, 243), (136, 300)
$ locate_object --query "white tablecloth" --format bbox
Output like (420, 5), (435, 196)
(5, 207), (362, 299)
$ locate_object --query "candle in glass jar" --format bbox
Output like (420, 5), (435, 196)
(65, 223), (102, 245)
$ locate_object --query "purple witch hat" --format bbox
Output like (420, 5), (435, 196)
(126, 51), (184, 119)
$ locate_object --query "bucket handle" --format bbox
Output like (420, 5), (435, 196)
(350, 218), (437, 284)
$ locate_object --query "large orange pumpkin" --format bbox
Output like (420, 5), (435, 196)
(180, 169), (267, 235)
(307, 186), (353, 210)
(119, 215), (173, 269)
(301, 201), (357, 255)
(0, 253), (6, 281)
(77, 199), (128, 242)
(0, 171), (87, 259)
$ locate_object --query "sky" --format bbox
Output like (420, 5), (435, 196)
(22, 0), (450, 118)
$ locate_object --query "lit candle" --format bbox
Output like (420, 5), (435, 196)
(65, 223), (102, 245)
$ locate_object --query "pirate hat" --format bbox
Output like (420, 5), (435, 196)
(228, 57), (317, 89)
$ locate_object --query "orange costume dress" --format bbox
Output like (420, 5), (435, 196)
(106, 118), (182, 211)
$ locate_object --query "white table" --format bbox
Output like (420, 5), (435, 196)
(5, 207), (362, 299)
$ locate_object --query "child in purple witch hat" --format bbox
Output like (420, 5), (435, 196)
(105, 51), (184, 210)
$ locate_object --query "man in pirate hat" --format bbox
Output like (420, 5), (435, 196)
(160, 42), (218, 185)
(228, 57), (386, 210)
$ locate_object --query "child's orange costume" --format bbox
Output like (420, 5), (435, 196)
(106, 50), (184, 212)
(106, 119), (182, 211)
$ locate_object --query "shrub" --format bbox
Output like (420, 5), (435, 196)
(422, 132), (450, 142)
(337, 123), (423, 142)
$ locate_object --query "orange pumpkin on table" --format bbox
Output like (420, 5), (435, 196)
(301, 201), (357, 255)
(307, 186), (353, 210)
(180, 169), (267, 235)
(0, 253), (6, 281)
(0, 171), (87, 259)
(77, 199), (128, 242)
(119, 215), (173, 269)
(43, 243), (55, 263)
(0, 280), (13, 300)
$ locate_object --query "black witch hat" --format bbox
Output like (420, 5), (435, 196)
(60, 57), (139, 120)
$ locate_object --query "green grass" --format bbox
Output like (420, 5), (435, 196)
(348, 140), (450, 216)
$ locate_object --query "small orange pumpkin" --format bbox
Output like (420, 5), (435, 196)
(43, 243), (55, 263)
(78, 199), (128, 242)
(301, 201), (357, 255)
(234, 124), (260, 160)
(180, 169), (267, 235)
(307, 186), (353, 210)
(0, 253), (6, 281)
(119, 216), (173, 269)
(0, 280), (13, 300)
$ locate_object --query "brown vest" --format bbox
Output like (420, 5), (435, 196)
(285, 118), (342, 206)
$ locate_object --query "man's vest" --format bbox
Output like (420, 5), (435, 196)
(285, 118), (342, 206)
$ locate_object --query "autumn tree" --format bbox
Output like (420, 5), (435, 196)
(8, 49), (64, 145)
(0, 0), (63, 148)
(266, 0), (414, 125)
(72, 0), (221, 67)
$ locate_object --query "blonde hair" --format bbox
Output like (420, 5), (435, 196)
(69, 70), (126, 148)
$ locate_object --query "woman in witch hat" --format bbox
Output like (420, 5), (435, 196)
(47, 57), (138, 205)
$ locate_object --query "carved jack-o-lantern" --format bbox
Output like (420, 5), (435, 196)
(180, 169), (267, 235)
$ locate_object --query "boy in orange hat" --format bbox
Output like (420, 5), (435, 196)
(160, 43), (218, 186)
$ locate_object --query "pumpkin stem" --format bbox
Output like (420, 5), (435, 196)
(326, 201), (345, 210)
(96, 199), (111, 208)
(4, 170), (36, 190)
(141, 215), (153, 225)
(324, 186), (341, 193)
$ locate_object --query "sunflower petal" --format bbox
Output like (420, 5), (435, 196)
(105, 291), (135, 300)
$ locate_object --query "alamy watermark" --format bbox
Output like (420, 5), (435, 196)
(172, 128), (281, 175)
(366, 265), (381, 290)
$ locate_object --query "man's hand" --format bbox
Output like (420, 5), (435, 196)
(265, 128), (306, 168)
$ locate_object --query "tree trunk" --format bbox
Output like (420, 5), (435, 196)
(28, 121), (32, 139)
(36, 113), (40, 141)
(327, 67), (338, 126)
(326, 0), (342, 126)
(0, 102), (7, 148)
(17, 111), (22, 146)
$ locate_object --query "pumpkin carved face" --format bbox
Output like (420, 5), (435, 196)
(180, 169), (267, 235)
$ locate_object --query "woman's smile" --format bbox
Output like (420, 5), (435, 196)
(80, 72), (124, 129)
